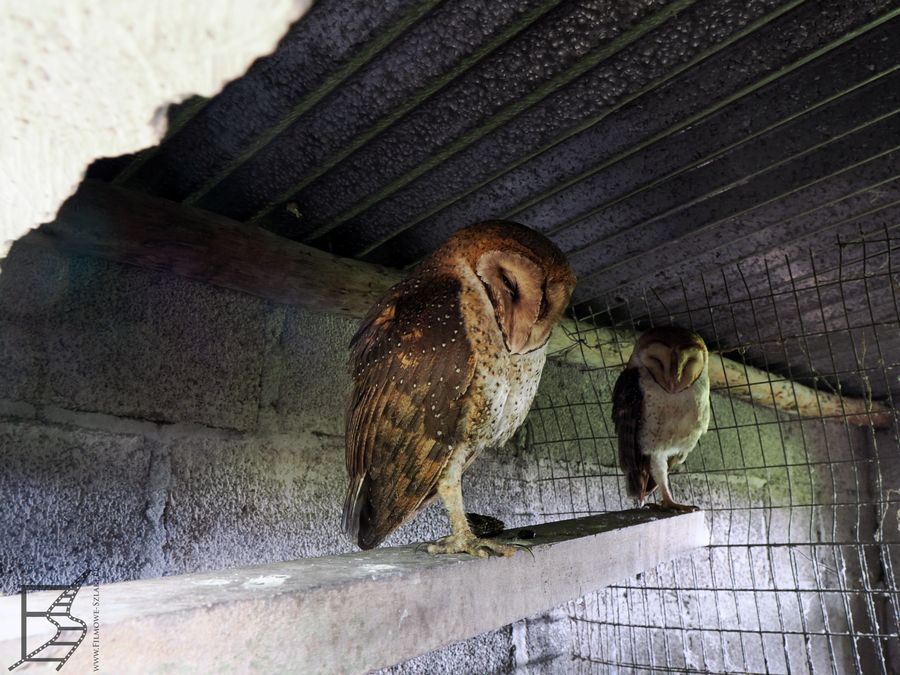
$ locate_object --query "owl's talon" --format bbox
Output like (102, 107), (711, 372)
(673, 503), (701, 513)
(426, 534), (519, 557)
(651, 500), (700, 513)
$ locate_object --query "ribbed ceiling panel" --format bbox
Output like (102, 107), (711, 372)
(88, 0), (900, 401)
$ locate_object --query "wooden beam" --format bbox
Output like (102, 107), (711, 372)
(24, 180), (403, 318)
(0, 510), (709, 674)
(23, 180), (893, 428)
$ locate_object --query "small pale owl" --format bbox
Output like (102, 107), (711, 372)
(343, 221), (576, 556)
(613, 326), (710, 512)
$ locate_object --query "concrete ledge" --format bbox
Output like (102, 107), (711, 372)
(0, 509), (709, 674)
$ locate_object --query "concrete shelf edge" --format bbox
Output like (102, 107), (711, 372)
(0, 509), (709, 674)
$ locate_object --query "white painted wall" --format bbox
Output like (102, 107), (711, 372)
(0, 0), (310, 259)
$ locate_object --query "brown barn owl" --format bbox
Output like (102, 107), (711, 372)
(342, 221), (576, 556)
(613, 327), (710, 512)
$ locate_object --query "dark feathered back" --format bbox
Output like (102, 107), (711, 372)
(612, 366), (655, 500)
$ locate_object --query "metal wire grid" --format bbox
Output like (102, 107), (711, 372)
(523, 227), (900, 673)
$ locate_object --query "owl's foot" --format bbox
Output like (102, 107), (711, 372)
(648, 499), (700, 513)
(426, 533), (519, 558)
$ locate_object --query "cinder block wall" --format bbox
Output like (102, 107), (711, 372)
(0, 242), (542, 672)
(0, 242), (876, 672)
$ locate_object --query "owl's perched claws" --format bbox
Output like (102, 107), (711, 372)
(671, 502), (701, 513)
(648, 500), (700, 513)
(426, 533), (519, 557)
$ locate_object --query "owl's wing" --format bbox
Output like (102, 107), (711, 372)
(612, 366), (654, 500)
(343, 273), (476, 550)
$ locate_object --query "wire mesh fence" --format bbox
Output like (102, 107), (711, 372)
(524, 226), (900, 673)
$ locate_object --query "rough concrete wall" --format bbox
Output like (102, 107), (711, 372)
(0, 0), (309, 258)
(0, 241), (888, 673)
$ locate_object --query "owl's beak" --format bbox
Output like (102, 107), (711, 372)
(508, 327), (530, 354)
(667, 355), (686, 392)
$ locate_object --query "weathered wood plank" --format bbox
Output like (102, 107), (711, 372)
(22, 180), (893, 427)
(24, 180), (403, 318)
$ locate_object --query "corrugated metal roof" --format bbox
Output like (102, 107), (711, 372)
(88, 0), (900, 402)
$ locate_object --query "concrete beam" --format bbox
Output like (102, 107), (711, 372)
(24, 180), (893, 428)
(0, 510), (708, 674)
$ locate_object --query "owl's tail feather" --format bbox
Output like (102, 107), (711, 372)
(342, 474), (389, 551)
(623, 465), (657, 502)
(342, 474), (367, 545)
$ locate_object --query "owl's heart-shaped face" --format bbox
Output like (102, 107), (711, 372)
(635, 328), (708, 394)
(475, 250), (573, 354)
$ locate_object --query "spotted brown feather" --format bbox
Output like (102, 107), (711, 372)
(343, 272), (475, 550)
